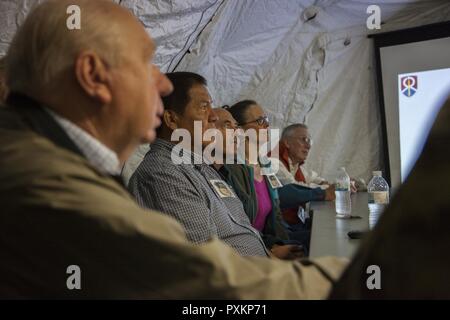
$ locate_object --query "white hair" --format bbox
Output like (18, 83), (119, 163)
(281, 123), (308, 140)
(5, 0), (125, 95)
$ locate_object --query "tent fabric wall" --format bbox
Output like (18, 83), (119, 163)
(175, 0), (450, 182)
(1, 0), (449, 183)
(120, 0), (224, 72)
(0, 0), (223, 72)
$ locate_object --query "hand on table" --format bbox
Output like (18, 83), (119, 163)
(324, 184), (336, 201)
(350, 179), (358, 193)
(270, 244), (305, 260)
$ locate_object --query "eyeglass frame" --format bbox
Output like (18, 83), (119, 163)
(297, 136), (313, 146)
(239, 115), (270, 127)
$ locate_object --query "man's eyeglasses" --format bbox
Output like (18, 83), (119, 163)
(298, 136), (313, 146)
(240, 115), (270, 127)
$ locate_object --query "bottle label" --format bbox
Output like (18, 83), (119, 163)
(336, 182), (349, 191)
(369, 191), (389, 204)
(335, 190), (351, 215)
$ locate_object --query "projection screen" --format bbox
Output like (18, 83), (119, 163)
(372, 23), (450, 191)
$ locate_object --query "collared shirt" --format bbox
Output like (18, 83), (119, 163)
(121, 144), (151, 185)
(300, 164), (327, 186)
(266, 157), (295, 185)
(288, 157), (299, 179)
(46, 108), (121, 175)
(128, 138), (269, 257)
(285, 157), (327, 189)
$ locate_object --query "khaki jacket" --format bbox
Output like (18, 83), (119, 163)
(0, 93), (346, 299)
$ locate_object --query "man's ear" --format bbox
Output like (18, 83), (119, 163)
(74, 51), (112, 104)
(163, 110), (179, 131)
(283, 139), (291, 150)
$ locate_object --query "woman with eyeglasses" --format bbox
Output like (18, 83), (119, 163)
(227, 101), (279, 246)
(224, 100), (319, 252)
(228, 100), (340, 251)
(212, 106), (304, 260)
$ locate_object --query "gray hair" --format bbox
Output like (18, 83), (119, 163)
(5, 0), (125, 95)
(281, 123), (308, 140)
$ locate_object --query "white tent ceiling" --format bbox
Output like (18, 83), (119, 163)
(1, 0), (450, 181)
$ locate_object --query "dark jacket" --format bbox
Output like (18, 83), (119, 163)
(219, 164), (289, 248)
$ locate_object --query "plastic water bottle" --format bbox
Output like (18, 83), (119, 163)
(335, 167), (351, 217)
(367, 171), (389, 229)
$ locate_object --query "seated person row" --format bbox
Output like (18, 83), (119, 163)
(7, 0), (448, 298)
(128, 72), (302, 259)
(224, 100), (334, 230)
(0, 0), (345, 298)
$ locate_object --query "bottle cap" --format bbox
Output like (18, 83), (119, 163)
(373, 171), (382, 176)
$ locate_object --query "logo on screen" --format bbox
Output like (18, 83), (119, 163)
(401, 75), (418, 97)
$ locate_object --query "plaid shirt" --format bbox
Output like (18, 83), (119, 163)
(128, 138), (269, 257)
(46, 108), (120, 175)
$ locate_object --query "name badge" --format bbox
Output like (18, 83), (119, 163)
(298, 207), (306, 224)
(266, 174), (283, 189)
(210, 180), (236, 198)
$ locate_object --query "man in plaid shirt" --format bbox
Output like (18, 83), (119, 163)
(129, 72), (269, 257)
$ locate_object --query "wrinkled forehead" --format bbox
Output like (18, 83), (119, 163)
(188, 84), (212, 103)
(293, 127), (309, 137)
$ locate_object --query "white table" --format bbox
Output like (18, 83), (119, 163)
(309, 192), (369, 258)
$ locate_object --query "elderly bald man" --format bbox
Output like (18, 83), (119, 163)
(0, 0), (345, 298)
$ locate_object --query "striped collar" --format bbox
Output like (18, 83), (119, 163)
(45, 108), (120, 175)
